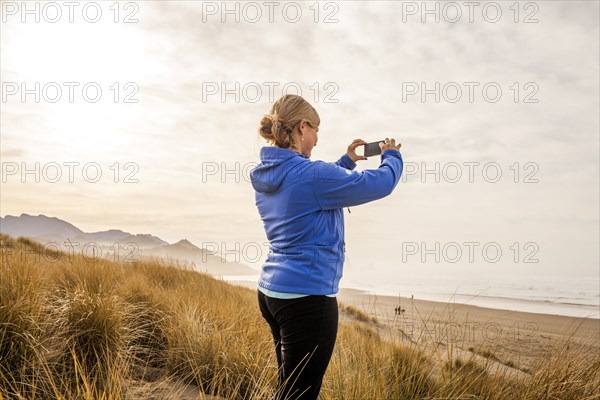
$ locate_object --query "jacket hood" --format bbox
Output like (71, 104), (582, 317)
(250, 146), (307, 193)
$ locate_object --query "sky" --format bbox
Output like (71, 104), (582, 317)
(1, 1), (598, 290)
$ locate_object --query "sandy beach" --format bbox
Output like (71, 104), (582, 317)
(336, 288), (599, 372)
(230, 280), (599, 375)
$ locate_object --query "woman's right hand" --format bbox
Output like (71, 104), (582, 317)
(380, 137), (401, 153)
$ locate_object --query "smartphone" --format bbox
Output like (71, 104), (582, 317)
(363, 140), (386, 157)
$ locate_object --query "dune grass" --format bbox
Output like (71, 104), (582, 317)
(339, 304), (378, 324)
(1, 233), (599, 399)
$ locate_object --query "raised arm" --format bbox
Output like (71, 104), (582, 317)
(334, 153), (357, 170)
(312, 149), (403, 210)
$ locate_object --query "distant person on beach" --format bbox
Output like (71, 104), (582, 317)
(250, 94), (403, 400)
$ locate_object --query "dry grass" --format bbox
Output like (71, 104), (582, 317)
(339, 304), (378, 324)
(1, 233), (599, 399)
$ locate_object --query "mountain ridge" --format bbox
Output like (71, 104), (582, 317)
(0, 213), (257, 276)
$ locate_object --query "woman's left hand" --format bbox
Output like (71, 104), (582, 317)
(346, 139), (368, 163)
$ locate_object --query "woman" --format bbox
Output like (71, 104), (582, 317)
(250, 94), (403, 400)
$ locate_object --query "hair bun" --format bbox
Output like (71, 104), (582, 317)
(259, 114), (275, 139)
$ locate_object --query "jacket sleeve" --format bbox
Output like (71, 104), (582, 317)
(334, 153), (357, 170)
(312, 150), (403, 210)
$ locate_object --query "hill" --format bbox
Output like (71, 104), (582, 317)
(143, 239), (255, 275)
(1, 234), (597, 399)
(0, 213), (84, 239)
(0, 213), (168, 248)
(0, 214), (256, 276)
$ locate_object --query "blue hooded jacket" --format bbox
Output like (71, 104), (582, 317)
(250, 146), (403, 295)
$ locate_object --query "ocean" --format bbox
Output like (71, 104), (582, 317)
(221, 272), (600, 320)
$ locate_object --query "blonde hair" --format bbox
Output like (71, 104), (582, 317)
(258, 94), (320, 149)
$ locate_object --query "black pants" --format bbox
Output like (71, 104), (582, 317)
(257, 290), (339, 400)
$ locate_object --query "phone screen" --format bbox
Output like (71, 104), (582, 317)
(363, 140), (384, 157)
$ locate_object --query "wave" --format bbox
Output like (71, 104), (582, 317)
(339, 278), (600, 319)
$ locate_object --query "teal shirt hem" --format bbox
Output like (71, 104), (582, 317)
(258, 285), (336, 299)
